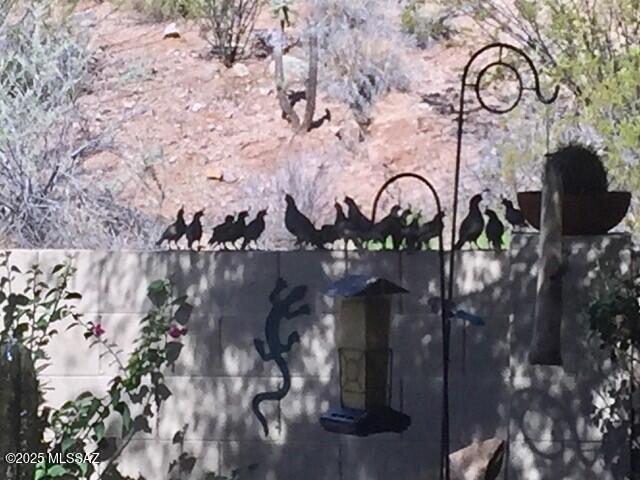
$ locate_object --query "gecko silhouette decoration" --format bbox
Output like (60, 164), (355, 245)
(251, 277), (310, 436)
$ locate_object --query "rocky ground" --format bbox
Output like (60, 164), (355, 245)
(71, 1), (517, 248)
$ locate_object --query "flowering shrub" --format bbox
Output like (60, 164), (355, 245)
(0, 252), (195, 479)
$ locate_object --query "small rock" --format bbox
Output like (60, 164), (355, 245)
(259, 87), (272, 96)
(232, 63), (250, 78)
(205, 166), (224, 181)
(226, 111), (234, 119)
(190, 102), (206, 113)
(449, 438), (505, 480)
(207, 123), (216, 131)
(163, 23), (181, 40)
(123, 101), (135, 110)
(168, 156), (177, 164)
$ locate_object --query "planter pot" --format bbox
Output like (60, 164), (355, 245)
(517, 191), (631, 235)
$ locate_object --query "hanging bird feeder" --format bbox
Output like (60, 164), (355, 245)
(320, 274), (411, 436)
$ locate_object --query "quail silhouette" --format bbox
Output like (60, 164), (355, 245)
(285, 194), (320, 248)
(417, 211), (445, 249)
(401, 209), (422, 252)
(485, 208), (505, 251)
(185, 209), (205, 250)
(241, 210), (267, 250)
(370, 205), (402, 248)
(501, 197), (529, 229)
(156, 206), (187, 249)
(454, 194), (484, 250)
(227, 211), (250, 249)
(208, 215), (235, 248)
(344, 196), (372, 246)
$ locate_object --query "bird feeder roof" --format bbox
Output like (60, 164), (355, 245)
(326, 275), (409, 298)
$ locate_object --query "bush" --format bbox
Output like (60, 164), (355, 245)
(130, 0), (203, 21)
(309, 0), (413, 130)
(401, 1), (456, 48)
(0, 1), (160, 249)
(200, 0), (263, 67)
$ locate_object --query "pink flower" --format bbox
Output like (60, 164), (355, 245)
(168, 325), (188, 339)
(91, 323), (105, 337)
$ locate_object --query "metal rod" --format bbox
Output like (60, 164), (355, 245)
(371, 173), (449, 480)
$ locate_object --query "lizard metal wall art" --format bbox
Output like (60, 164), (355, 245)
(251, 277), (310, 436)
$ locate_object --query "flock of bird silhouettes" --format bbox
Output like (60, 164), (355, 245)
(156, 192), (529, 251)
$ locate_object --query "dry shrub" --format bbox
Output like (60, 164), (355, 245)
(0, 1), (159, 248)
(309, 0), (413, 129)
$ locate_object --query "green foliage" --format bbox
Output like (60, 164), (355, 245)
(0, 252), (195, 480)
(587, 273), (640, 478)
(449, 0), (640, 233)
(130, 0), (204, 20)
(43, 278), (193, 479)
(0, 252), (81, 480)
(200, 0), (262, 67)
(400, 1), (456, 48)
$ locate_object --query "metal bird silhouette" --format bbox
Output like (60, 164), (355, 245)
(227, 211), (250, 249)
(370, 205), (402, 249)
(454, 194), (484, 250)
(208, 215), (235, 248)
(485, 208), (505, 251)
(241, 210), (268, 250)
(416, 211), (445, 249)
(156, 206), (187, 249)
(285, 194), (321, 248)
(185, 209), (205, 250)
(501, 197), (529, 229)
(344, 196), (373, 245)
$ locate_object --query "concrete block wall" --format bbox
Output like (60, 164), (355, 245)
(2, 233), (633, 479)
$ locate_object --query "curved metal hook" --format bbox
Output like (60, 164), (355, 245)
(371, 172), (443, 223)
(466, 42), (559, 111)
(449, 42), (560, 298)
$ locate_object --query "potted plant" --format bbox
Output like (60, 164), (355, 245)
(517, 143), (631, 235)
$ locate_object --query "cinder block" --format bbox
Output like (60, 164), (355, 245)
(158, 377), (282, 442)
(0, 249), (40, 293)
(509, 366), (604, 443)
(39, 376), (109, 409)
(44, 312), (101, 376)
(398, 251), (442, 314)
(99, 251), (170, 314)
(508, 440), (615, 480)
(37, 250), (103, 314)
(391, 313), (442, 378)
(220, 440), (340, 480)
(288, 313), (336, 377)
(279, 376), (338, 441)
(115, 439), (221, 479)
(340, 438), (440, 479)
(278, 251), (347, 314)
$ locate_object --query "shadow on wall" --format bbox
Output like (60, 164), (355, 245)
(507, 233), (633, 480)
(5, 234), (632, 480)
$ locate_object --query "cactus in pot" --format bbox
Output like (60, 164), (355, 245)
(546, 142), (608, 194)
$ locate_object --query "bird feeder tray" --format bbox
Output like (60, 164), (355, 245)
(320, 405), (411, 437)
(325, 275), (409, 298)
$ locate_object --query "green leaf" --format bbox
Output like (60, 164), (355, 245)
(174, 303), (193, 325)
(65, 292), (82, 300)
(94, 421), (106, 443)
(47, 465), (68, 477)
(155, 383), (172, 401)
(166, 342), (183, 365)
(148, 280), (169, 307)
(61, 435), (75, 453)
(115, 402), (132, 436)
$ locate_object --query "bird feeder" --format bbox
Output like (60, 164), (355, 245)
(320, 275), (411, 436)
